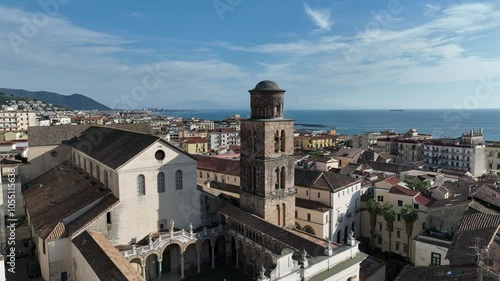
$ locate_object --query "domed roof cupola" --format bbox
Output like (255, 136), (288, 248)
(248, 80), (285, 119)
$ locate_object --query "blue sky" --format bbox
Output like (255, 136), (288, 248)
(1, 0), (500, 109)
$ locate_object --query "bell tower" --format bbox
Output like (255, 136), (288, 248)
(239, 80), (296, 228)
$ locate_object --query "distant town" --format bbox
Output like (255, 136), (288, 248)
(1, 86), (499, 281)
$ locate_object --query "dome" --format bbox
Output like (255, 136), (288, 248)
(252, 80), (282, 91)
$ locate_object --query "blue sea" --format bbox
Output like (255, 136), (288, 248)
(163, 109), (500, 141)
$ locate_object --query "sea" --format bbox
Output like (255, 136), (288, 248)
(162, 109), (500, 141)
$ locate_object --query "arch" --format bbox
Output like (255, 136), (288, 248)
(137, 175), (145, 196)
(175, 170), (183, 190)
(199, 239), (212, 269)
(157, 172), (165, 193)
(295, 223), (302, 230)
(145, 254), (159, 280)
(143, 250), (161, 262)
(161, 243), (182, 276)
(220, 214), (227, 225)
(215, 235), (227, 265)
(130, 258), (143, 276)
(303, 225), (316, 235)
(183, 243), (198, 276)
(337, 230), (342, 244)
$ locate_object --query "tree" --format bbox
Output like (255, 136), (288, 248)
(366, 198), (381, 252)
(401, 205), (419, 262)
(406, 179), (431, 193)
(383, 205), (397, 259)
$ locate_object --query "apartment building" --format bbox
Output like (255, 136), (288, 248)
(423, 129), (486, 177)
(207, 128), (240, 151)
(352, 131), (399, 150)
(485, 141), (500, 171)
(368, 177), (435, 262)
(295, 134), (335, 149)
(181, 137), (208, 155)
(0, 110), (36, 132)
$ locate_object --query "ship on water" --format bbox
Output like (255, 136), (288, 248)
(390, 109), (404, 111)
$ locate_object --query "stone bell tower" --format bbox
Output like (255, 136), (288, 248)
(239, 80), (296, 228)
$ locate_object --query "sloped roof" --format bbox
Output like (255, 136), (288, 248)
(414, 193), (436, 207)
(295, 169), (360, 192)
(296, 198), (332, 212)
(394, 265), (478, 281)
(219, 204), (329, 257)
(28, 123), (154, 147)
(73, 230), (144, 281)
(458, 212), (500, 232)
(472, 184), (500, 209)
(195, 155), (240, 176)
(389, 185), (417, 196)
(69, 127), (160, 169)
(23, 162), (118, 241)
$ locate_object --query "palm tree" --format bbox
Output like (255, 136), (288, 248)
(401, 205), (419, 262)
(366, 198), (381, 252)
(383, 206), (397, 259)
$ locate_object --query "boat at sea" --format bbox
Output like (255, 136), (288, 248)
(390, 109), (404, 111)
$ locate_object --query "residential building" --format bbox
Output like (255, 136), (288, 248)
(368, 177), (435, 262)
(294, 134), (335, 149)
(0, 110), (36, 132)
(423, 129), (486, 177)
(207, 128), (240, 151)
(181, 137), (208, 155)
(352, 131), (398, 150)
(70, 116), (105, 125)
(332, 148), (364, 167)
(295, 169), (363, 243)
(485, 141), (500, 171)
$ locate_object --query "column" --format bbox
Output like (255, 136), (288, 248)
(197, 248), (201, 274)
(211, 240), (215, 269)
(158, 259), (162, 280)
(142, 263), (146, 280)
(180, 253), (185, 279)
(235, 248), (239, 269)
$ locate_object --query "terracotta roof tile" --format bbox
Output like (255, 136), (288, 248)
(73, 230), (144, 281)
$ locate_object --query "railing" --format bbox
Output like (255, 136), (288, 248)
(122, 226), (226, 258)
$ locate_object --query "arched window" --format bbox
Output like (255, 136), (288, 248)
(137, 175), (145, 196)
(157, 172), (165, 193)
(274, 130), (279, 152)
(280, 167), (286, 189)
(175, 170), (183, 190)
(276, 205), (281, 226)
(104, 170), (108, 187)
(275, 168), (280, 190)
(96, 165), (100, 181)
(280, 130), (286, 152)
(282, 203), (286, 226)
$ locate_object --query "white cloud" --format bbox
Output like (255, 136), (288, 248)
(303, 3), (333, 31)
(0, 6), (250, 109)
(424, 3), (441, 16)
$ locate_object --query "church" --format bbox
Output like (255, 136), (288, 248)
(21, 81), (366, 281)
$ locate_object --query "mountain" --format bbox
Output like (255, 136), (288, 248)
(0, 88), (110, 110)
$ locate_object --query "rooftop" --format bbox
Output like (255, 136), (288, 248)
(394, 265), (478, 281)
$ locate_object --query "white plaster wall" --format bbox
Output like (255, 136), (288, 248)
(111, 141), (202, 245)
(71, 243), (100, 281)
(38, 237), (50, 281)
(414, 240), (449, 266)
(332, 183), (362, 242)
(295, 207), (328, 238)
(48, 238), (73, 281)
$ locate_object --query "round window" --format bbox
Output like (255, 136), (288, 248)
(155, 150), (166, 160)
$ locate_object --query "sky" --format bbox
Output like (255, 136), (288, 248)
(1, 0), (500, 110)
